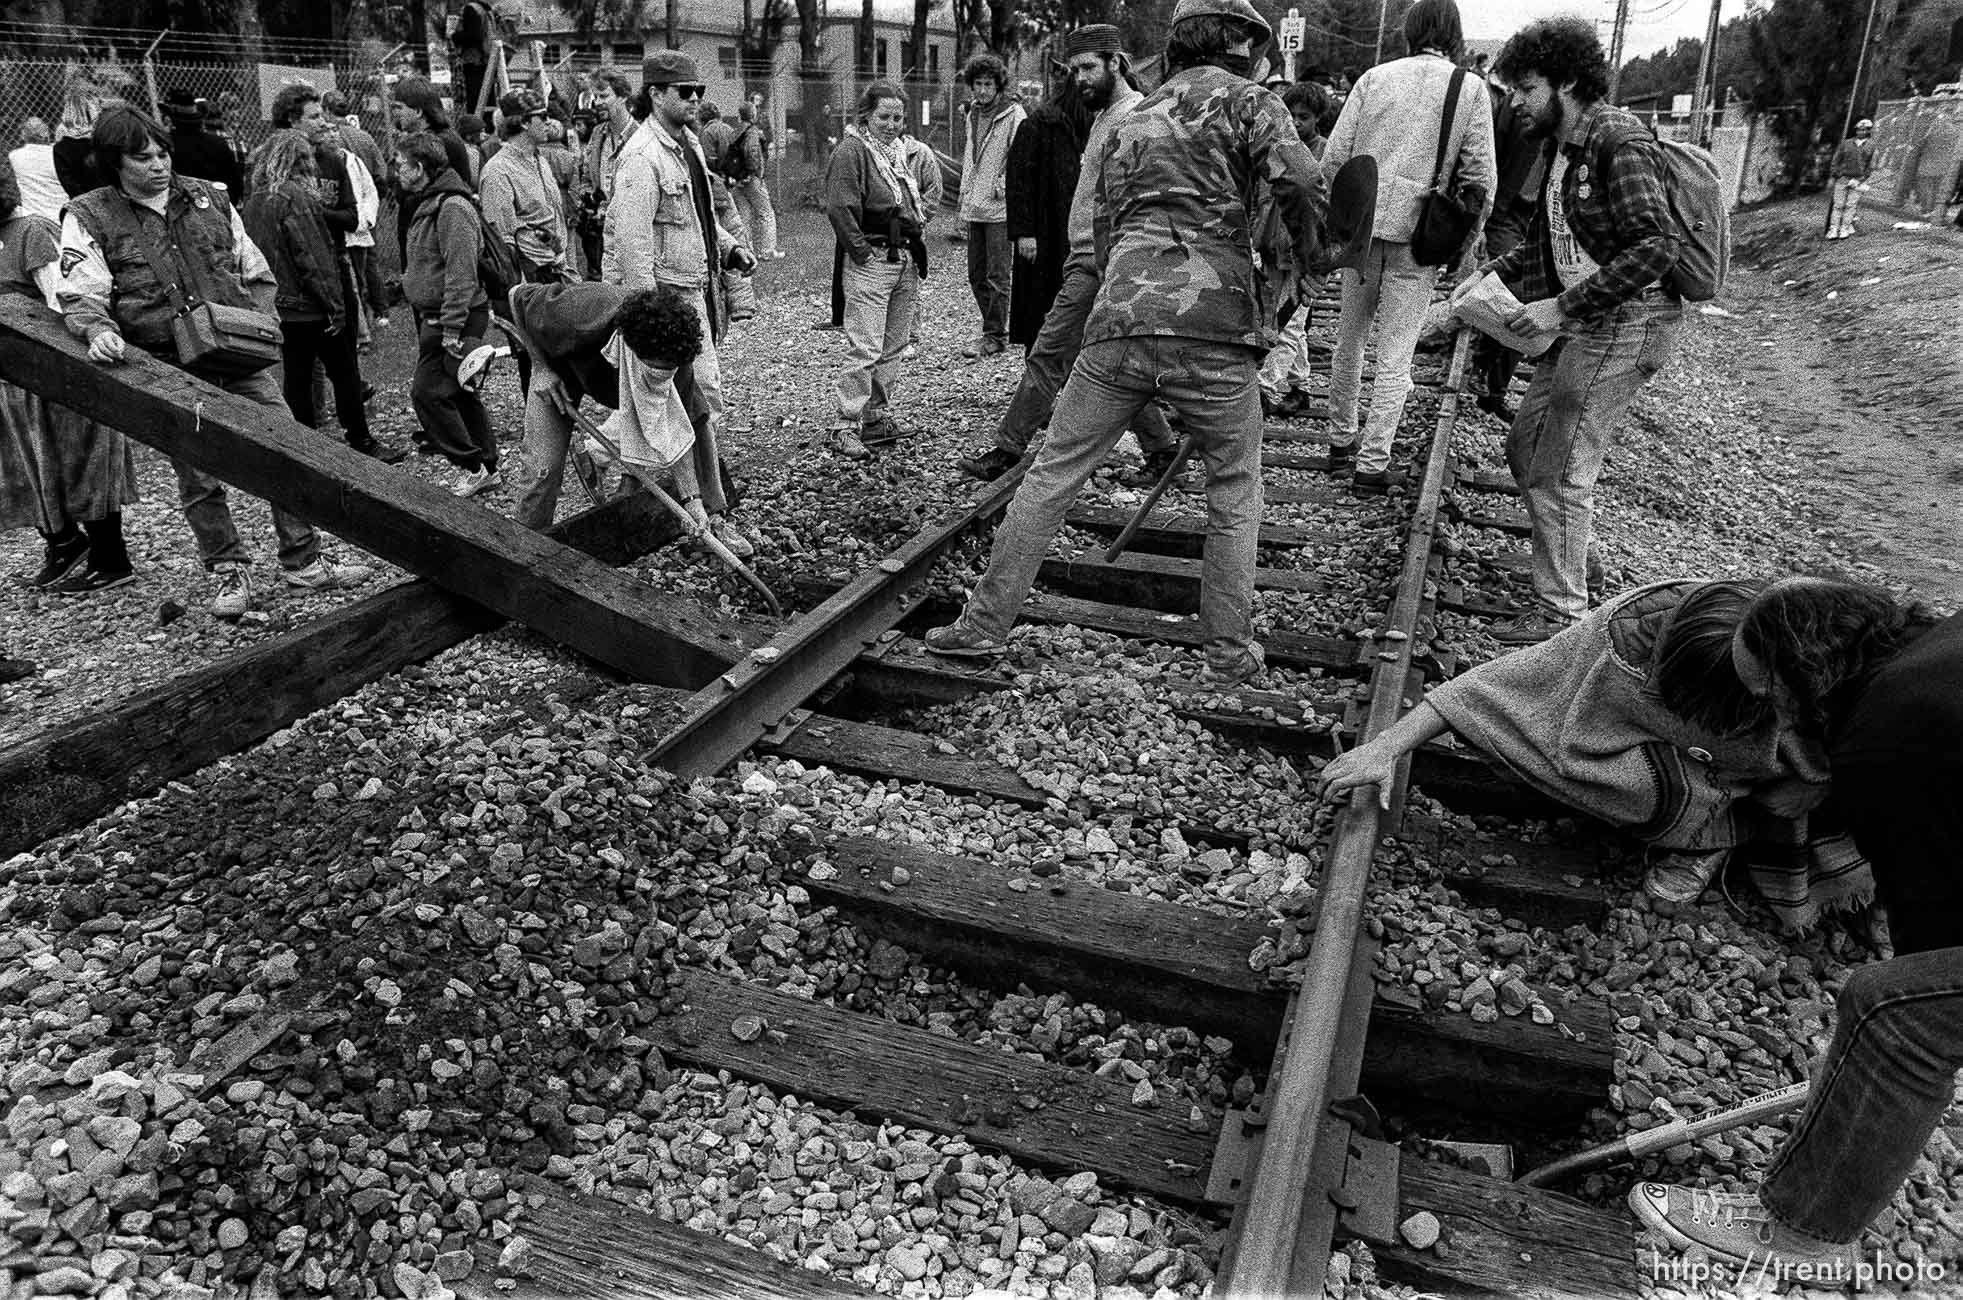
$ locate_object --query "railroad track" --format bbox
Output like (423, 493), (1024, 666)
(443, 335), (1638, 1298)
(0, 295), (1646, 1299)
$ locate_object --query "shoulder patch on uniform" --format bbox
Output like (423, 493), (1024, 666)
(60, 247), (86, 274)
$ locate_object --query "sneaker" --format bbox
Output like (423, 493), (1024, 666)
(0, 656), (36, 685)
(1643, 848), (1730, 904)
(810, 319), (843, 332)
(1325, 440), (1357, 474)
(1123, 445), (1186, 489)
(210, 562), (254, 619)
(1487, 609), (1574, 646)
(27, 535), (90, 589)
(829, 427), (871, 461)
(283, 557), (376, 592)
(900, 343), (920, 362)
(979, 337), (1006, 357)
(1201, 644), (1266, 688)
(1629, 1184), (1854, 1275)
(923, 623), (1006, 659)
(452, 465), (503, 497)
(1350, 468), (1405, 495)
(957, 446), (1021, 483)
(46, 566), (136, 595)
(708, 515), (755, 559)
(861, 415), (912, 447)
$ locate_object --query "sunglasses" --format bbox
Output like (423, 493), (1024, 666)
(670, 83), (706, 100)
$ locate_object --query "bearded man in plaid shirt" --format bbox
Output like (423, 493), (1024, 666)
(1482, 18), (1683, 646)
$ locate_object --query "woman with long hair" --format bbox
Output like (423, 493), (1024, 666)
(1321, 0), (1495, 493)
(823, 82), (936, 460)
(1319, 577), (1880, 921)
(241, 132), (390, 461)
(53, 75), (120, 196)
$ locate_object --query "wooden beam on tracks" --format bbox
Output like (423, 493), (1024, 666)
(651, 968), (1215, 1203)
(0, 494), (688, 858)
(457, 1183), (870, 1299)
(0, 299), (749, 689)
(802, 837), (1614, 1125)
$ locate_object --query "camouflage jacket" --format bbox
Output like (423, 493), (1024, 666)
(1086, 65), (1325, 352)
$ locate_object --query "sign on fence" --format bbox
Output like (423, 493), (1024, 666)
(256, 62), (336, 118)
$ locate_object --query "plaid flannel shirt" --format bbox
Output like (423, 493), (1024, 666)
(1490, 102), (1679, 322)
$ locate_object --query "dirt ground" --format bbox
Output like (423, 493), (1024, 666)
(1723, 197), (1963, 609)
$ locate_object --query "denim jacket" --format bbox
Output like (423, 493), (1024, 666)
(603, 122), (735, 293)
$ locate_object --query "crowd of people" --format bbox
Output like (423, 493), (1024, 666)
(2, 2), (1962, 1282)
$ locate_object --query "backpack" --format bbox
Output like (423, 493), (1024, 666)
(443, 193), (524, 316)
(1648, 135), (1730, 300)
(721, 125), (756, 182)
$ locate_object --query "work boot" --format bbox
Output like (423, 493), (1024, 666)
(1350, 468), (1405, 495)
(924, 623), (1006, 659)
(28, 531), (90, 589)
(957, 446), (1021, 483)
(829, 426), (871, 461)
(1325, 439), (1357, 474)
(1201, 643), (1266, 689)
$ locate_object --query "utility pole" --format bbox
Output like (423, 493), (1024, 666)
(1373, 0), (1390, 66)
(1838, 0), (1884, 149)
(1688, 0), (1721, 143)
(1606, 0), (1631, 101)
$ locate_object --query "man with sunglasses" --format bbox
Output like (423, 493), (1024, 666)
(603, 51), (758, 557)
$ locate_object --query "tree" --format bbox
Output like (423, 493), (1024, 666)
(857, 0), (876, 76)
(1744, 0), (1875, 183)
(736, 0), (792, 95)
(793, 0), (828, 159)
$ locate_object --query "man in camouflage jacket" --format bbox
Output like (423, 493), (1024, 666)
(927, 0), (1325, 686)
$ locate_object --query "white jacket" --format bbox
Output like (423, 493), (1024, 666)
(1324, 53), (1497, 245)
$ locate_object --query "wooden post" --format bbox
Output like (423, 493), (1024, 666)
(0, 299), (752, 690)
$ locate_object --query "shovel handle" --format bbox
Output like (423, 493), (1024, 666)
(1103, 434), (1194, 564)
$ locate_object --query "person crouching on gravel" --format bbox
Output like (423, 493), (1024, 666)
(1623, 579), (1961, 1282)
(924, 0), (1326, 688)
(396, 133), (502, 498)
(505, 280), (750, 557)
(1319, 577), (1888, 917)
(824, 81), (935, 460)
(59, 105), (373, 619)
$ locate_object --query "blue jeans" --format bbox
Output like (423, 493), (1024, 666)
(966, 221), (1011, 343)
(172, 367), (320, 571)
(955, 336), (1264, 666)
(1329, 238), (1436, 473)
(1506, 293), (1679, 620)
(1762, 947), (1963, 1243)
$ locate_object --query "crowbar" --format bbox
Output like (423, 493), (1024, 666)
(1103, 435), (1194, 563)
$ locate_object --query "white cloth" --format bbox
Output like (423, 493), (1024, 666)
(1446, 270), (1559, 357)
(598, 333), (694, 475)
(1322, 53), (1497, 244)
(8, 144), (66, 223)
(1544, 150), (1601, 291)
(344, 151), (379, 249)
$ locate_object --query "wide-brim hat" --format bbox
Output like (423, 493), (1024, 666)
(642, 50), (701, 86)
(1319, 155), (1378, 274)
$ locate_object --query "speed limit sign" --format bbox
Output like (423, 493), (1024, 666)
(1279, 6), (1306, 52)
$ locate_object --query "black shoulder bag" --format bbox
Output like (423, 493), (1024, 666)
(1411, 66), (1478, 268)
(129, 193), (282, 378)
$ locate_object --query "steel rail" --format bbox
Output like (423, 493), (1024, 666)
(647, 464), (1029, 778)
(1216, 333), (1470, 1298)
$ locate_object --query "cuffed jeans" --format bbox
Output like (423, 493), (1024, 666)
(994, 260), (1176, 458)
(955, 336), (1263, 666)
(1506, 294), (1679, 621)
(1827, 180), (1863, 238)
(966, 220), (1011, 343)
(836, 254), (920, 425)
(413, 309), (499, 473)
(732, 178), (779, 258)
(1761, 947), (1963, 1243)
(1329, 238), (1436, 474)
(173, 367), (320, 571)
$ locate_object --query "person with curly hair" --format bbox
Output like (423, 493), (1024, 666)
(956, 51), (1025, 358)
(1479, 17), (1685, 646)
(505, 281), (745, 555)
(1629, 578), (1961, 1279)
